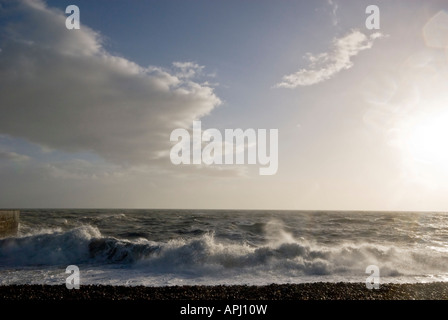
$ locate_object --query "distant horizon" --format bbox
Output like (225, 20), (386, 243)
(4, 207), (447, 214)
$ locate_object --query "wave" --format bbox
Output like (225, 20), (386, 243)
(2, 224), (448, 281)
(0, 225), (100, 266)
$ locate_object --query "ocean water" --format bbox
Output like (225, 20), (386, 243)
(1, 209), (448, 286)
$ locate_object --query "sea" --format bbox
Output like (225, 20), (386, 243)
(1, 209), (448, 286)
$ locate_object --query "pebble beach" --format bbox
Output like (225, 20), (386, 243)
(1, 283), (448, 301)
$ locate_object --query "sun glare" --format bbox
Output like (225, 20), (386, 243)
(405, 111), (448, 170)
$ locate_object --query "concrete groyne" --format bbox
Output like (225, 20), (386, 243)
(0, 210), (20, 237)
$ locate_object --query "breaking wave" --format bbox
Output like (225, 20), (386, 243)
(2, 224), (448, 281)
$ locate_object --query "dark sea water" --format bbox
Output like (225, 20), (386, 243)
(1, 209), (448, 286)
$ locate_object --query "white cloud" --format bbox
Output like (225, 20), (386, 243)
(172, 61), (205, 79)
(0, 0), (221, 166)
(328, 0), (339, 26)
(275, 30), (384, 88)
(0, 150), (30, 162)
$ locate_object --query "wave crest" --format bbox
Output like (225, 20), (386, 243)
(2, 225), (448, 281)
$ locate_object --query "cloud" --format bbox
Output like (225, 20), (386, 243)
(172, 61), (205, 79)
(0, 0), (221, 166)
(0, 150), (30, 162)
(327, 0), (338, 26)
(275, 30), (384, 88)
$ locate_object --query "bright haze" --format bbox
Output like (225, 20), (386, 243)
(1, 0), (448, 211)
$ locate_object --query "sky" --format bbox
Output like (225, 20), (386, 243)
(1, 0), (448, 210)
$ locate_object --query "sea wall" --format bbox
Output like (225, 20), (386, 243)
(0, 210), (20, 237)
